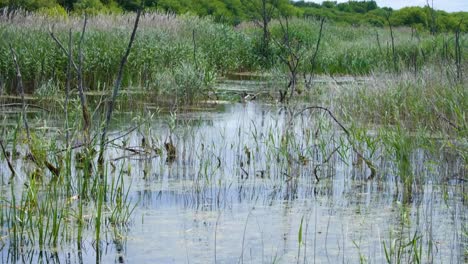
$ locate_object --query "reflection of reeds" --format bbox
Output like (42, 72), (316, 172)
(1, 96), (464, 261)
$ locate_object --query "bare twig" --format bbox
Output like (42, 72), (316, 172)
(306, 17), (325, 87)
(192, 29), (197, 69)
(50, 18), (91, 148)
(49, 27), (78, 72)
(375, 30), (382, 55)
(54, 125), (138, 154)
(241, 0), (275, 62)
(273, 15), (302, 102)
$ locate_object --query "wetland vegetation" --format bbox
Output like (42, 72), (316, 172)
(0, 1), (466, 263)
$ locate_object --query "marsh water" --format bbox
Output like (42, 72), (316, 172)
(0, 85), (466, 263)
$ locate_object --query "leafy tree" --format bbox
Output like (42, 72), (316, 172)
(322, 1), (337, 9)
(74, 0), (105, 14)
(56, 0), (77, 10)
(116, 0), (140, 10)
(392, 7), (428, 27)
(157, 0), (190, 13)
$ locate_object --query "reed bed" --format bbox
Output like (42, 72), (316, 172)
(1, 12), (465, 99)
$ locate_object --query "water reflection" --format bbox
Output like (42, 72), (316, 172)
(0, 102), (465, 263)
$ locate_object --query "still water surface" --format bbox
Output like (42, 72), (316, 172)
(1, 102), (466, 263)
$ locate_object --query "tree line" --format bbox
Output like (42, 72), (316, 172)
(1, 0), (466, 32)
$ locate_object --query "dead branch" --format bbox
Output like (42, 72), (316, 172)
(385, 11), (398, 72)
(51, 16), (92, 148)
(306, 17), (325, 87)
(99, 10), (141, 166)
(273, 15), (302, 102)
(65, 29), (72, 147)
(77, 15), (91, 146)
(49, 27), (78, 72)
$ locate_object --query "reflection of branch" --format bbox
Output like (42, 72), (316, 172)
(296, 106), (376, 179)
(0, 139), (16, 178)
(313, 146), (339, 182)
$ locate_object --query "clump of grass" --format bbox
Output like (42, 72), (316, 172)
(337, 67), (467, 135)
(153, 62), (216, 104)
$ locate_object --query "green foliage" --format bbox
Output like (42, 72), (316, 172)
(1, 0), (466, 31)
(73, 0), (104, 14)
(36, 4), (68, 17)
(1, 13), (465, 95)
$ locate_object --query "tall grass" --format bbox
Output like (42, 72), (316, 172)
(337, 66), (467, 135)
(0, 12), (255, 95)
(0, 12), (465, 99)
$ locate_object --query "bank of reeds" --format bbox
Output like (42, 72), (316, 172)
(0, 12), (465, 102)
